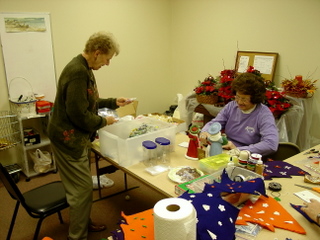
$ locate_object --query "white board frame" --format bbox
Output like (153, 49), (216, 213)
(0, 12), (56, 102)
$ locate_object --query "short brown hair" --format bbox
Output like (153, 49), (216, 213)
(231, 72), (266, 104)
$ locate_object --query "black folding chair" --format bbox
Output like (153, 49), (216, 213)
(0, 163), (69, 240)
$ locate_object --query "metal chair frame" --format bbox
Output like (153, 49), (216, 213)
(0, 163), (69, 240)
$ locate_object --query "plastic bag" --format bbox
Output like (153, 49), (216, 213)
(92, 175), (114, 189)
(30, 149), (52, 173)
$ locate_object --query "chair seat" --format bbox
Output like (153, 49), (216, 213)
(23, 181), (68, 214)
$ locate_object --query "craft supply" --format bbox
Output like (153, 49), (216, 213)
(153, 198), (197, 240)
(238, 150), (250, 168)
(142, 140), (157, 167)
(295, 184), (320, 193)
(155, 137), (171, 166)
(255, 159), (264, 175)
(304, 174), (320, 184)
(294, 190), (320, 203)
(268, 182), (282, 191)
(227, 157), (235, 167)
(247, 153), (262, 171)
(234, 174), (245, 182)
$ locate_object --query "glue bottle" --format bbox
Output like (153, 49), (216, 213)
(255, 159), (265, 175)
(247, 153), (262, 171)
(227, 157), (235, 168)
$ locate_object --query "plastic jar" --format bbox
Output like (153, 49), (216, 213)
(155, 137), (171, 166)
(142, 140), (158, 167)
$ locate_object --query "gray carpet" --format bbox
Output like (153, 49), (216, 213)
(0, 161), (166, 240)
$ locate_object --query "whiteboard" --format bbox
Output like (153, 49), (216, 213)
(0, 12), (56, 102)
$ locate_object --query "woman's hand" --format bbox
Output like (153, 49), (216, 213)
(116, 97), (133, 107)
(222, 140), (236, 150)
(301, 199), (320, 223)
(105, 116), (118, 125)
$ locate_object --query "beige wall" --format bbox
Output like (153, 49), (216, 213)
(0, 0), (319, 127)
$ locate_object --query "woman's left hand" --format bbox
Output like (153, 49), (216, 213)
(222, 140), (236, 150)
(116, 97), (133, 106)
(301, 199), (320, 222)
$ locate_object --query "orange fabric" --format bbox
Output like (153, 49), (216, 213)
(236, 195), (306, 234)
(120, 209), (154, 239)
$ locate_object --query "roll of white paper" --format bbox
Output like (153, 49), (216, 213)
(154, 198), (197, 240)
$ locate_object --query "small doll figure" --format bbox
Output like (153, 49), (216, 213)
(185, 124), (201, 160)
(207, 122), (228, 157)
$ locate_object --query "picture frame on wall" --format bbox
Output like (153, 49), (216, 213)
(235, 51), (278, 81)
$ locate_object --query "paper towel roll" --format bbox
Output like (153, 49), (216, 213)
(154, 198), (197, 240)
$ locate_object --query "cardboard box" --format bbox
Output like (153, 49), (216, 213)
(144, 113), (187, 133)
(23, 128), (40, 146)
(116, 101), (138, 117)
(98, 117), (176, 167)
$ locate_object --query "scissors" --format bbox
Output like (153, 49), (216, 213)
(295, 184), (320, 193)
(303, 148), (319, 155)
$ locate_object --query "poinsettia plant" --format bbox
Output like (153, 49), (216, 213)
(194, 75), (219, 95)
(248, 66), (293, 118)
(217, 69), (237, 104)
(264, 90), (292, 118)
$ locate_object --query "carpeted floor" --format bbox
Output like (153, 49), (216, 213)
(0, 160), (166, 240)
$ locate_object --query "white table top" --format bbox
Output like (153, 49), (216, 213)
(93, 133), (320, 239)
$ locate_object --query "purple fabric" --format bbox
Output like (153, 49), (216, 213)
(290, 203), (320, 227)
(180, 191), (239, 240)
(179, 169), (265, 240)
(263, 160), (307, 180)
(201, 101), (278, 156)
(203, 168), (267, 197)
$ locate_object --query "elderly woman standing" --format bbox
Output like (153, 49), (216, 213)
(48, 32), (132, 240)
(199, 72), (278, 157)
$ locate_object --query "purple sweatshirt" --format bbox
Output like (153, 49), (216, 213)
(201, 101), (278, 156)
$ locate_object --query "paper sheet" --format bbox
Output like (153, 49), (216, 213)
(294, 190), (320, 203)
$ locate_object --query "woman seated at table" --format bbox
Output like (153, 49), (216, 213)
(199, 72), (278, 157)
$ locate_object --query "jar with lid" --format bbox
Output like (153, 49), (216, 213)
(142, 140), (158, 167)
(155, 137), (171, 166)
(247, 153), (262, 171)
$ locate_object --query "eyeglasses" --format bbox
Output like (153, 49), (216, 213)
(235, 95), (250, 103)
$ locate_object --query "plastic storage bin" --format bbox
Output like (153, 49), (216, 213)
(98, 118), (176, 167)
(198, 153), (230, 174)
(175, 166), (264, 195)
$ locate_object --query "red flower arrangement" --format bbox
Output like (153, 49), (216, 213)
(217, 69), (236, 104)
(282, 75), (317, 98)
(194, 75), (219, 96)
(194, 66), (293, 118)
(265, 90), (292, 118)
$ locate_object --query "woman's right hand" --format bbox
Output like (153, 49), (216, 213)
(105, 116), (118, 125)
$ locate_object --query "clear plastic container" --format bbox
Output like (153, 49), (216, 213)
(155, 137), (171, 166)
(142, 140), (158, 167)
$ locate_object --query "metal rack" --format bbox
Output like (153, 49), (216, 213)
(0, 110), (21, 151)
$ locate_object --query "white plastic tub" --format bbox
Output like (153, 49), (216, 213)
(98, 118), (176, 167)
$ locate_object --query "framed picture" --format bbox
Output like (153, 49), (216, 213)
(235, 51), (278, 81)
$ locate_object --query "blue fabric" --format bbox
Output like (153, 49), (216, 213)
(264, 160), (306, 180)
(179, 169), (266, 240)
(290, 203), (320, 227)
